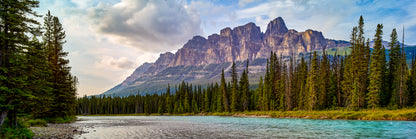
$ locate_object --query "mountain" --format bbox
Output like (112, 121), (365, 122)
(369, 41), (416, 48)
(102, 17), (352, 96)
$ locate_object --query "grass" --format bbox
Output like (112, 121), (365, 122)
(44, 116), (77, 123)
(79, 108), (416, 121)
(231, 108), (416, 121)
(27, 119), (47, 127)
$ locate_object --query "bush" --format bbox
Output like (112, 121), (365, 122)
(0, 118), (34, 139)
(45, 116), (77, 123)
(27, 119), (47, 127)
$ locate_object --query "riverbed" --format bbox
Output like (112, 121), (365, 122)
(72, 116), (416, 138)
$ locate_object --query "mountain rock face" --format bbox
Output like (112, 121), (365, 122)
(103, 17), (350, 96)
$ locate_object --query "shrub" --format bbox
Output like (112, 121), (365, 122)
(27, 119), (47, 127)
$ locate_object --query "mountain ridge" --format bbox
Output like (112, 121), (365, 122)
(102, 17), (352, 96)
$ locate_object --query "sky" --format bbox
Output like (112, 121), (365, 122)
(34, 0), (416, 97)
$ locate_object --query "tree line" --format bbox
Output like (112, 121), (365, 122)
(77, 16), (416, 115)
(1, 0), (77, 133)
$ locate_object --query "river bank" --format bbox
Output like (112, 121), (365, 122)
(80, 108), (416, 121)
(29, 122), (85, 138)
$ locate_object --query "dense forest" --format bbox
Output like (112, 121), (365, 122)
(77, 16), (416, 115)
(0, 0), (77, 137)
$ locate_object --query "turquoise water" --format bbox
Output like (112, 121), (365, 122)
(73, 116), (416, 138)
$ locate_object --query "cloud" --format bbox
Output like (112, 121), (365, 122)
(96, 56), (135, 70)
(87, 0), (203, 52)
(238, 0), (257, 7)
(186, 1), (238, 36)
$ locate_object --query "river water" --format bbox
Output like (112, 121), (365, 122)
(72, 116), (416, 138)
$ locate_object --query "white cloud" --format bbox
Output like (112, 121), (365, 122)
(238, 0), (257, 7)
(187, 1), (238, 36)
(95, 56), (134, 70)
(87, 0), (203, 52)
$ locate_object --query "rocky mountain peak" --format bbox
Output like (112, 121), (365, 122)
(265, 17), (288, 36)
(220, 27), (232, 37)
(233, 22), (262, 41)
(183, 35), (208, 50)
(155, 52), (174, 66)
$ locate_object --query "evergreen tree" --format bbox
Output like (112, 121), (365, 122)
(230, 62), (239, 112)
(306, 52), (319, 110)
(26, 37), (53, 118)
(257, 76), (264, 110)
(387, 29), (402, 107)
(318, 51), (330, 109)
(43, 12), (77, 117)
(408, 55), (416, 106)
(203, 87), (210, 112)
(367, 24), (384, 110)
(221, 69), (229, 112)
(240, 69), (249, 111)
(0, 0), (40, 128)
(166, 84), (172, 113)
(397, 28), (408, 108)
(215, 83), (223, 112)
(184, 90), (190, 113)
(191, 91), (199, 113)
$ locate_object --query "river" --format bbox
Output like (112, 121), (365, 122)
(72, 116), (416, 138)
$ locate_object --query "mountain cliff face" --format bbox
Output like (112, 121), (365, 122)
(103, 17), (350, 96)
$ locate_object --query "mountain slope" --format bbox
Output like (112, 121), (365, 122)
(102, 17), (352, 96)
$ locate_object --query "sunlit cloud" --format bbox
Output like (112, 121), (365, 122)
(87, 0), (203, 52)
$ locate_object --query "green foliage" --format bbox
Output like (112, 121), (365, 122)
(44, 116), (76, 123)
(1, 118), (34, 138)
(27, 119), (47, 127)
(367, 24), (384, 110)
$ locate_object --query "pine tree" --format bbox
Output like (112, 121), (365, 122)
(230, 62), (239, 112)
(220, 69), (229, 112)
(318, 51), (330, 109)
(397, 28), (408, 108)
(26, 37), (53, 118)
(184, 90), (190, 113)
(306, 52), (319, 110)
(387, 29), (402, 107)
(215, 83), (222, 112)
(191, 91), (199, 113)
(257, 76), (264, 110)
(240, 70), (249, 111)
(408, 55), (416, 106)
(0, 0), (40, 128)
(367, 24), (384, 110)
(43, 12), (77, 117)
(166, 84), (172, 113)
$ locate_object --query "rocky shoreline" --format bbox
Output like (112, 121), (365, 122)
(30, 123), (85, 139)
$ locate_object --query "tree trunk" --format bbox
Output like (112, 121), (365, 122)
(0, 100), (12, 129)
(0, 109), (9, 129)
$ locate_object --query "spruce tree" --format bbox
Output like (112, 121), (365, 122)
(220, 69), (229, 112)
(306, 52), (319, 110)
(26, 37), (53, 118)
(397, 28), (408, 108)
(230, 62), (239, 112)
(408, 55), (416, 106)
(257, 76), (264, 110)
(0, 0), (40, 128)
(43, 12), (77, 117)
(367, 24), (384, 110)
